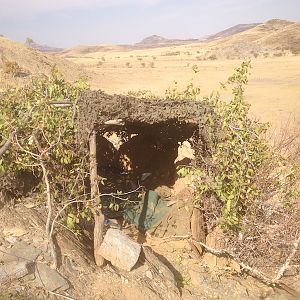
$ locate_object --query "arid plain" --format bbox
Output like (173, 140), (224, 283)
(59, 19), (300, 130)
(66, 53), (300, 129)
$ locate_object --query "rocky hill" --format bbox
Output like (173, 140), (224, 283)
(0, 36), (89, 87)
(62, 19), (299, 56)
(207, 23), (261, 40)
(203, 19), (300, 59)
(28, 41), (64, 53)
(135, 35), (199, 48)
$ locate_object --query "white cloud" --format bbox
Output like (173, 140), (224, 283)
(0, 0), (162, 20)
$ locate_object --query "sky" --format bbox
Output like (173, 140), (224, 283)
(0, 0), (299, 48)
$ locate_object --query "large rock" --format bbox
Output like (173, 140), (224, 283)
(99, 229), (141, 271)
(141, 246), (181, 300)
(1, 241), (42, 263)
(34, 263), (70, 291)
(142, 246), (177, 286)
(0, 261), (31, 284)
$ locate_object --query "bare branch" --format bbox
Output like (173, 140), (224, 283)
(15, 135), (39, 159)
(104, 119), (124, 125)
(41, 161), (58, 269)
(49, 187), (143, 244)
(192, 239), (299, 296)
(47, 291), (76, 300)
(0, 132), (14, 157)
(273, 234), (300, 282)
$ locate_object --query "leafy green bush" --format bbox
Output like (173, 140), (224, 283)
(202, 62), (270, 229)
(161, 61), (299, 231)
(165, 80), (200, 101)
(0, 67), (89, 201)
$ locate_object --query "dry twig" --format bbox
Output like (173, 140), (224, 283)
(41, 161), (58, 269)
(48, 291), (76, 300)
(273, 234), (300, 282)
(192, 239), (299, 296)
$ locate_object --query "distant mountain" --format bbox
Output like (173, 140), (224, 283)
(138, 35), (169, 45)
(28, 42), (64, 53)
(135, 24), (262, 48)
(202, 19), (299, 59)
(135, 35), (199, 48)
(207, 23), (261, 40)
(61, 18), (299, 57)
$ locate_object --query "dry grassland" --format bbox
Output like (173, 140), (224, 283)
(62, 45), (300, 129)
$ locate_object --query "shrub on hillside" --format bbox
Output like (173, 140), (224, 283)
(1, 57), (24, 77)
(274, 52), (283, 57)
(207, 54), (217, 60)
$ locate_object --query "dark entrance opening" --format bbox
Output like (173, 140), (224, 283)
(95, 120), (198, 218)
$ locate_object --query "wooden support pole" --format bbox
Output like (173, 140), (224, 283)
(89, 129), (105, 267)
(190, 207), (206, 256)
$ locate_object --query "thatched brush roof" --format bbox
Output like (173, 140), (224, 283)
(76, 90), (213, 144)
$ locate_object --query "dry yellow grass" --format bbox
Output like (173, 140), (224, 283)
(58, 19), (300, 129)
(0, 36), (88, 88)
(62, 43), (300, 129)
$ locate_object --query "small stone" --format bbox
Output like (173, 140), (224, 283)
(145, 270), (153, 279)
(34, 263), (70, 291)
(5, 236), (17, 244)
(121, 275), (129, 284)
(100, 229), (141, 271)
(284, 266), (299, 277)
(22, 272), (36, 282)
(15, 285), (25, 293)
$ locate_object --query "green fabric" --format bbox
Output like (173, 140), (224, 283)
(124, 190), (169, 231)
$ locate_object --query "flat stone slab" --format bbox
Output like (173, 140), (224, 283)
(2, 227), (28, 237)
(34, 263), (70, 292)
(0, 261), (30, 284)
(100, 229), (141, 271)
(1, 241), (42, 263)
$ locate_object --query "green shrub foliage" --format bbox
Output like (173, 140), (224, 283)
(0, 62), (298, 234)
(0, 68), (89, 200)
(167, 61), (299, 230)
